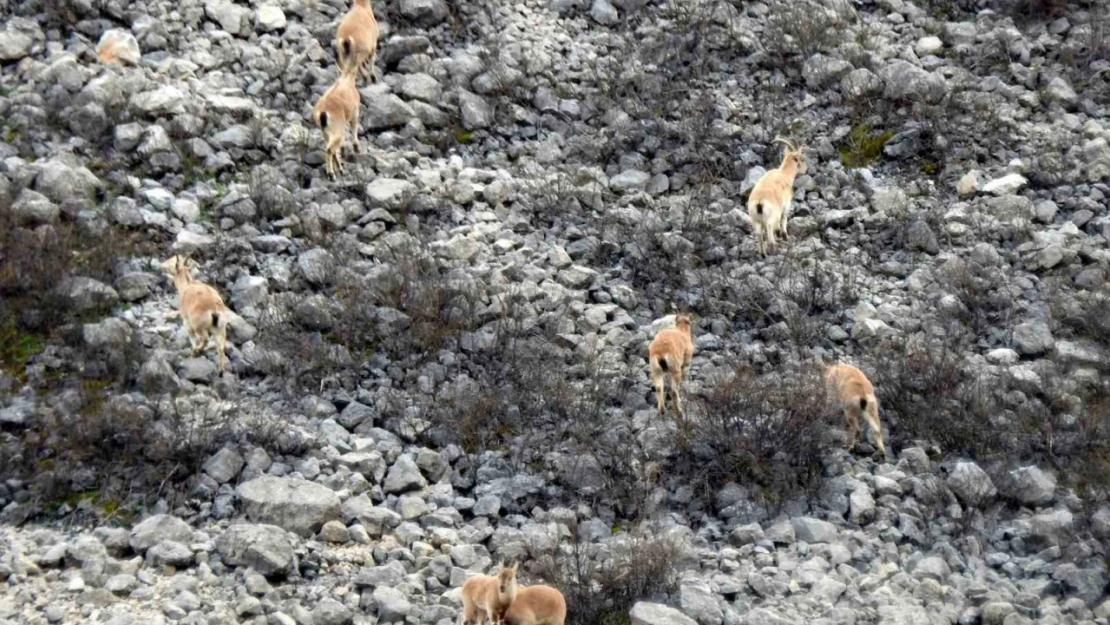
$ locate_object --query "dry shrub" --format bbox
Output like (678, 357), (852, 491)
(733, 261), (857, 351)
(672, 365), (827, 508)
(528, 530), (686, 625)
(764, 0), (853, 57)
(870, 332), (1002, 457)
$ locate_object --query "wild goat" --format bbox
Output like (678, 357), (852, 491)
(825, 363), (887, 459)
(335, 0), (380, 83)
(312, 71), (361, 179)
(748, 138), (805, 256)
(648, 312), (695, 421)
(459, 562), (517, 625)
(159, 255), (230, 374)
(502, 584), (567, 625)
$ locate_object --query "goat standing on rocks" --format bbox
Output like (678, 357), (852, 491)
(335, 0), (380, 83)
(312, 70), (361, 179)
(502, 584), (567, 625)
(459, 561), (517, 625)
(748, 138), (806, 256)
(648, 312), (695, 421)
(825, 362), (887, 459)
(160, 255), (230, 375)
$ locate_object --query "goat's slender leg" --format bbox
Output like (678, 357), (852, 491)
(650, 359), (666, 417)
(670, 369), (684, 421)
(844, 407), (860, 451)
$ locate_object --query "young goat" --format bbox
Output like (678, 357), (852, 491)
(312, 71), (361, 179)
(747, 138), (806, 256)
(648, 312), (695, 421)
(825, 363), (887, 459)
(335, 0), (380, 83)
(159, 255), (230, 374)
(502, 584), (567, 625)
(459, 562), (517, 625)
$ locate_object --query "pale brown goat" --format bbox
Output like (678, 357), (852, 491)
(502, 584), (567, 625)
(648, 312), (695, 421)
(748, 138), (806, 256)
(825, 362), (887, 459)
(159, 255), (230, 374)
(312, 71), (361, 179)
(335, 0), (380, 83)
(459, 562), (517, 625)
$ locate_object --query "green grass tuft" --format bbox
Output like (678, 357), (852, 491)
(838, 123), (894, 168)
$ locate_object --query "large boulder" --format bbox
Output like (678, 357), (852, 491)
(215, 524), (297, 577)
(236, 476), (341, 536)
(630, 602), (698, 625)
(945, 461), (996, 506)
(129, 515), (193, 553)
(879, 60), (948, 103)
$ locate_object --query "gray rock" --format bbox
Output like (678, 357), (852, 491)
(880, 60), (948, 103)
(34, 160), (100, 203)
(146, 541), (193, 567)
(679, 583), (723, 625)
(55, 277), (119, 313)
(1026, 509), (1073, 548)
(319, 520), (350, 543)
(0, 22), (36, 61)
(904, 220), (939, 254)
(1013, 320), (1054, 356)
(373, 586), (412, 622)
(791, 517), (838, 543)
(982, 174), (1028, 196)
(841, 68), (883, 99)
(1092, 506), (1110, 539)
(203, 447), (245, 484)
(205, 0), (249, 34)
(362, 88), (417, 130)
(236, 476), (341, 536)
(630, 602), (698, 625)
(178, 357), (217, 383)
(912, 555), (951, 580)
(1043, 76), (1078, 109)
(297, 248), (334, 286)
(215, 524), (296, 577)
(399, 0), (448, 25)
(82, 318), (133, 349)
(365, 178), (415, 211)
(11, 189), (59, 226)
(803, 53), (853, 88)
(592, 0), (620, 24)
(556, 265), (598, 289)
(255, 4), (286, 31)
(914, 36), (943, 57)
(1006, 466), (1055, 506)
(459, 91), (493, 130)
(729, 523), (764, 546)
(383, 455), (427, 494)
(609, 169), (651, 193)
(130, 515), (193, 553)
(945, 461), (996, 506)
(398, 73), (442, 102)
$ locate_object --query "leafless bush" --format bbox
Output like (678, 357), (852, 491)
(671, 365), (827, 508)
(764, 0), (853, 57)
(732, 261), (857, 351)
(936, 257), (1017, 342)
(528, 529), (686, 625)
(870, 332), (1003, 457)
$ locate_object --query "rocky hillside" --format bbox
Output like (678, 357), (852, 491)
(2, 0), (1110, 623)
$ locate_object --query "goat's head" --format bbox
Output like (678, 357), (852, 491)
(775, 137), (806, 174)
